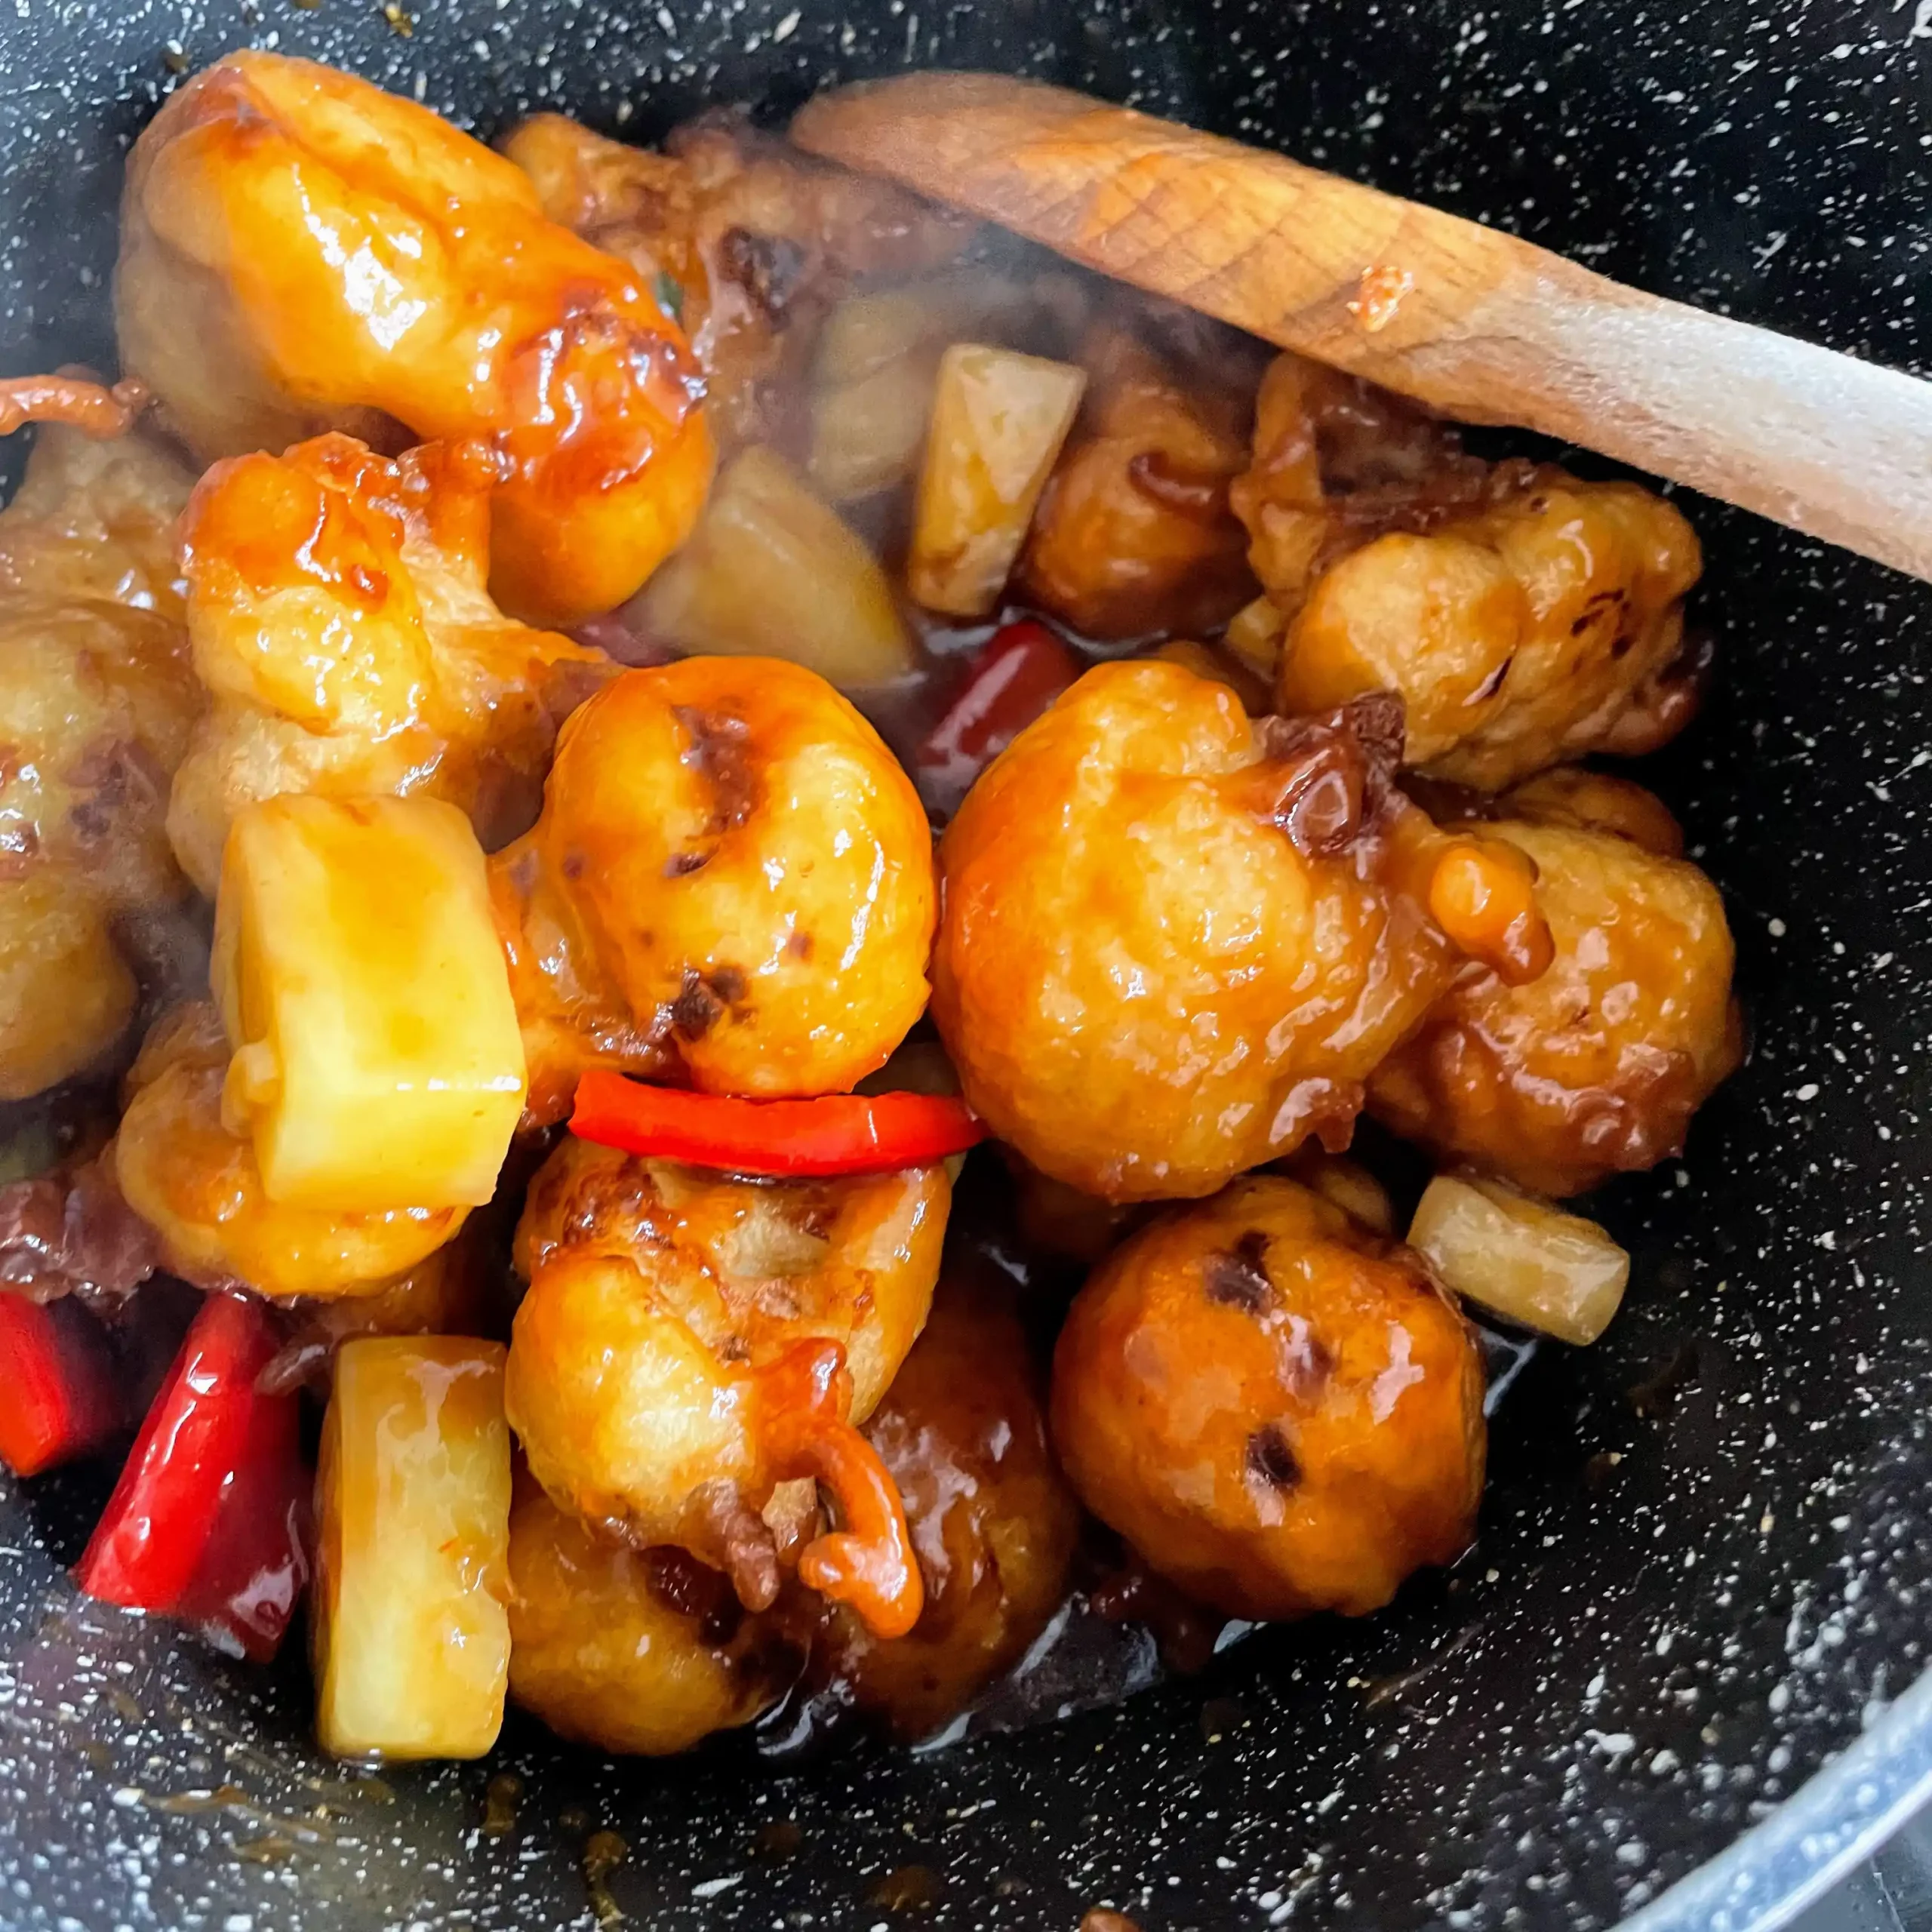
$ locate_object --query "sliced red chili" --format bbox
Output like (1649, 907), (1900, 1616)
(571, 1072), (986, 1177)
(75, 1291), (311, 1663)
(0, 1292), (123, 1478)
(914, 618), (1080, 816)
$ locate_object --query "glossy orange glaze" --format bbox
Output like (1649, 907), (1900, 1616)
(116, 51), (712, 626)
(807, 1262), (1082, 1739)
(490, 657), (936, 1118)
(1428, 834), (1555, 986)
(0, 372), (150, 439)
(110, 1003), (466, 1297)
(167, 432), (611, 895)
(1017, 321), (1257, 639)
(506, 1479), (796, 1754)
(1050, 1174), (1485, 1620)
(1369, 809), (1740, 1196)
(504, 1135), (944, 1634)
(932, 660), (1538, 1202)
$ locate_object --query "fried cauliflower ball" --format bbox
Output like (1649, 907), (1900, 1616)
(1051, 1175), (1485, 1620)
(501, 108), (974, 454)
(1228, 350), (1480, 622)
(0, 422), (202, 1097)
(506, 1481), (796, 1755)
(491, 657), (936, 1121)
(117, 51), (712, 626)
(1016, 320), (1257, 640)
(806, 1261), (1081, 1740)
(1368, 789), (1740, 1197)
(505, 1134), (948, 1635)
(1230, 353), (1705, 789)
(166, 434), (611, 896)
(1278, 472), (1703, 790)
(932, 660), (1549, 1202)
(111, 1004), (466, 1297)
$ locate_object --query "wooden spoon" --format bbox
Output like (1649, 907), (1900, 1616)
(793, 72), (1932, 583)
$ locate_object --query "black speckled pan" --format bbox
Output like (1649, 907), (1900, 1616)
(4, 2), (1932, 1927)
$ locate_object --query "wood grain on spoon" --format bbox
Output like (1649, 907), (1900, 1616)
(793, 72), (1932, 584)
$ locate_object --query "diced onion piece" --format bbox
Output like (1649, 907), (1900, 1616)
(1409, 1174), (1630, 1346)
(908, 344), (1086, 618)
(313, 1337), (512, 1760)
(212, 795), (526, 1213)
(811, 355), (942, 503)
(808, 275), (1038, 503)
(635, 445), (914, 688)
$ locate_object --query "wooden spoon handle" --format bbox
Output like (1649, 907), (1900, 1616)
(794, 72), (1932, 583)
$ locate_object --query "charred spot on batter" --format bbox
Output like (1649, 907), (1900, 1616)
(664, 849), (709, 878)
(672, 703), (757, 832)
(787, 931), (813, 960)
(1245, 1423), (1301, 1492)
(709, 964), (748, 1004)
(670, 969), (724, 1038)
(1204, 1229), (1272, 1312)
(561, 850), (586, 881)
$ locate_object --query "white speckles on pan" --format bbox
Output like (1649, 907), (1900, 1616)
(5, 0), (1932, 1928)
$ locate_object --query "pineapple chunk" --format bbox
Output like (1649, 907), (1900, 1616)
(633, 445), (915, 690)
(212, 795), (525, 1212)
(908, 344), (1087, 617)
(313, 1337), (512, 1760)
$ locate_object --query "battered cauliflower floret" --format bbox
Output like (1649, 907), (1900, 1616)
(111, 1003), (466, 1297)
(0, 422), (202, 1100)
(931, 659), (1549, 1202)
(1369, 785), (1740, 1197)
(506, 1481), (797, 1755)
(116, 51), (712, 626)
(1050, 1174), (1486, 1620)
(166, 433), (611, 897)
(502, 107), (974, 454)
(804, 1260), (1081, 1740)
(505, 1134), (947, 1635)
(1017, 320), (1257, 640)
(490, 657), (937, 1122)
(1230, 352), (1705, 790)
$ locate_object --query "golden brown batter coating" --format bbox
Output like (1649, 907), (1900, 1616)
(1279, 470), (1703, 790)
(931, 659), (1549, 1202)
(1017, 321), (1257, 639)
(503, 109), (973, 455)
(490, 657), (936, 1122)
(807, 1262), (1081, 1740)
(1050, 1175), (1485, 1620)
(0, 423), (202, 1099)
(116, 52), (712, 627)
(506, 1481), (795, 1755)
(1230, 352), (1704, 789)
(167, 434), (610, 897)
(1369, 808), (1740, 1197)
(506, 1135), (946, 1634)
(111, 1004), (466, 1297)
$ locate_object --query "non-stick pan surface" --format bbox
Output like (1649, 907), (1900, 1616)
(3, 2), (1931, 1927)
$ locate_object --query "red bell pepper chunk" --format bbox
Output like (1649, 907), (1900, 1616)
(0, 1293), (123, 1478)
(914, 619), (1080, 814)
(75, 1291), (311, 1663)
(571, 1072), (987, 1177)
